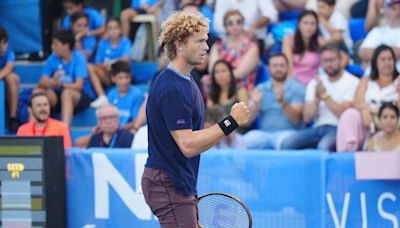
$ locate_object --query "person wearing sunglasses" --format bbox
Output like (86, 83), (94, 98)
(209, 10), (260, 92)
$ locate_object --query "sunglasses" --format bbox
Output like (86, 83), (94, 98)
(224, 19), (243, 26)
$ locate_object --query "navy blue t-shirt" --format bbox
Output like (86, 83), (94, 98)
(145, 65), (205, 196)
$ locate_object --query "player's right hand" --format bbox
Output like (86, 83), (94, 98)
(230, 102), (251, 126)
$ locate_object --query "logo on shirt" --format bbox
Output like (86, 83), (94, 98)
(176, 119), (186, 125)
(224, 120), (231, 127)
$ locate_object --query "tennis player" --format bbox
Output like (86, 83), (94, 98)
(142, 11), (251, 227)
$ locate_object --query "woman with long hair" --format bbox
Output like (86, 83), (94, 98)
(207, 59), (248, 114)
(337, 45), (400, 151)
(282, 10), (323, 85)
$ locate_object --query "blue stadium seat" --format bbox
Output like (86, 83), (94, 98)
(255, 63), (269, 85)
(346, 64), (365, 77)
(279, 10), (302, 21)
(131, 62), (158, 84)
(14, 62), (43, 84)
(348, 18), (367, 43)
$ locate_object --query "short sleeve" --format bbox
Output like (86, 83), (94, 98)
(6, 50), (15, 63)
(159, 90), (193, 131)
(305, 79), (317, 102)
(289, 81), (305, 105)
(130, 92), (144, 119)
(91, 10), (105, 28)
(42, 57), (54, 77)
(95, 41), (105, 64)
(74, 54), (89, 79)
(360, 28), (380, 49)
(62, 16), (70, 30)
(121, 39), (131, 58)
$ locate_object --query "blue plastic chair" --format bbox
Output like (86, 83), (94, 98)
(348, 18), (367, 43)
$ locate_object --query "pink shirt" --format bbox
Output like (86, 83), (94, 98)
(292, 51), (320, 85)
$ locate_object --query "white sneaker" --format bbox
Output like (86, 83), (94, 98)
(90, 95), (109, 108)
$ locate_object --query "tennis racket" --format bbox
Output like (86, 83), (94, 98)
(198, 192), (252, 228)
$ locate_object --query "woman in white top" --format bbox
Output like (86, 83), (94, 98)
(366, 102), (400, 152)
(337, 44), (400, 151)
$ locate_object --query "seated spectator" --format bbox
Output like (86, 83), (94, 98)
(75, 61), (144, 148)
(204, 105), (246, 149)
(282, 10), (324, 85)
(36, 30), (95, 126)
(282, 43), (360, 151)
(89, 18), (131, 108)
(273, 0), (307, 12)
(207, 60), (248, 114)
(209, 10), (259, 91)
(365, 0), (391, 32)
(88, 104), (134, 148)
(359, 0), (400, 71)
(70, 12), (96, 60)
(317, 0), (353, 53)
(0, 27), (20, 132)
(243, 53), (305, 149)
(365, 102), (400, 151)
(62, 0), (105, 37)
(120, 0), (162, 38)
(17, 93), (72, 148)
(337, 45), (400, 151)
(213, 0), (278, 40)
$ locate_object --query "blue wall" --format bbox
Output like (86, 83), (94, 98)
(66, 149), (400, 228)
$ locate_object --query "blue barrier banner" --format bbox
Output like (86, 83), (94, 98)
(66, 149), (400, 228)
(326, 153), (400, 228)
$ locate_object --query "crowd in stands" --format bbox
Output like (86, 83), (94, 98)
(1, 0), (400, 152)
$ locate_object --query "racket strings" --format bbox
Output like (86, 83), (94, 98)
(198, 194), (251, 228)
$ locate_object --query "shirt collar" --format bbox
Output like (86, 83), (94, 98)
(167, 64), (191, 81)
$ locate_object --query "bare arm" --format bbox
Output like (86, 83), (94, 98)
(62, 77), (84, 91)
(233, 43), (259, 80)
(171, 102), (250, 158)
(281, 102), (303, 124)
(0, 62), (14, 80)
(303, 100), (319, 124)
(88, 25), (106, 38)
(365, 0), (383, 32)
(208, 45), (220, 74)
(324, 98), (353, 117)
(282, 35), (293, 75)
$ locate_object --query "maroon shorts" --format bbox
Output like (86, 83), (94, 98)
(141, 167), (199, 228)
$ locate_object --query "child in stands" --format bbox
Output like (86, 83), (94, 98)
(0, 27), (20, 132)
(89, 18), (131, 108)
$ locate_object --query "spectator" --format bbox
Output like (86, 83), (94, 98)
(70, 12), (96, 60)
(365, 102), (400, 151)
(88, 104), (134, 148)
(282, 10), (323, 85)
(209, 10), (259, 91)
(89, 18), (131, 108)
(337, 45), (400, 151)
(273, 0), (308, 12)
(317, 0), (353, 53)
(207, 60), (248, 114)
(282, 43), (360, 151)
(365, 0), (388, 32)
(204, 105), (246, 149)
(213, 0), (278, 40)
(62, 0), (105, 37)
(0, 27), (20, 132)
(17, 93), (72, 148)
(36, 30), (96, 126)
(120, 0), (162, 38)
(75, 61), (144, 148)
(359, 0), (400, 71)
(243, 53), (305, 149)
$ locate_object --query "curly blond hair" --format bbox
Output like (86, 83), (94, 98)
(159, 11), (209, 60)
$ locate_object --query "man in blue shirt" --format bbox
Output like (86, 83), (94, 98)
(142, 12), (251, 228)
(0, 27), (20, 132)
(243, 53), (305, 149)
(36, 30), (95, 126)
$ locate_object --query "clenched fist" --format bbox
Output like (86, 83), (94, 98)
(230, 102), (251, 126)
